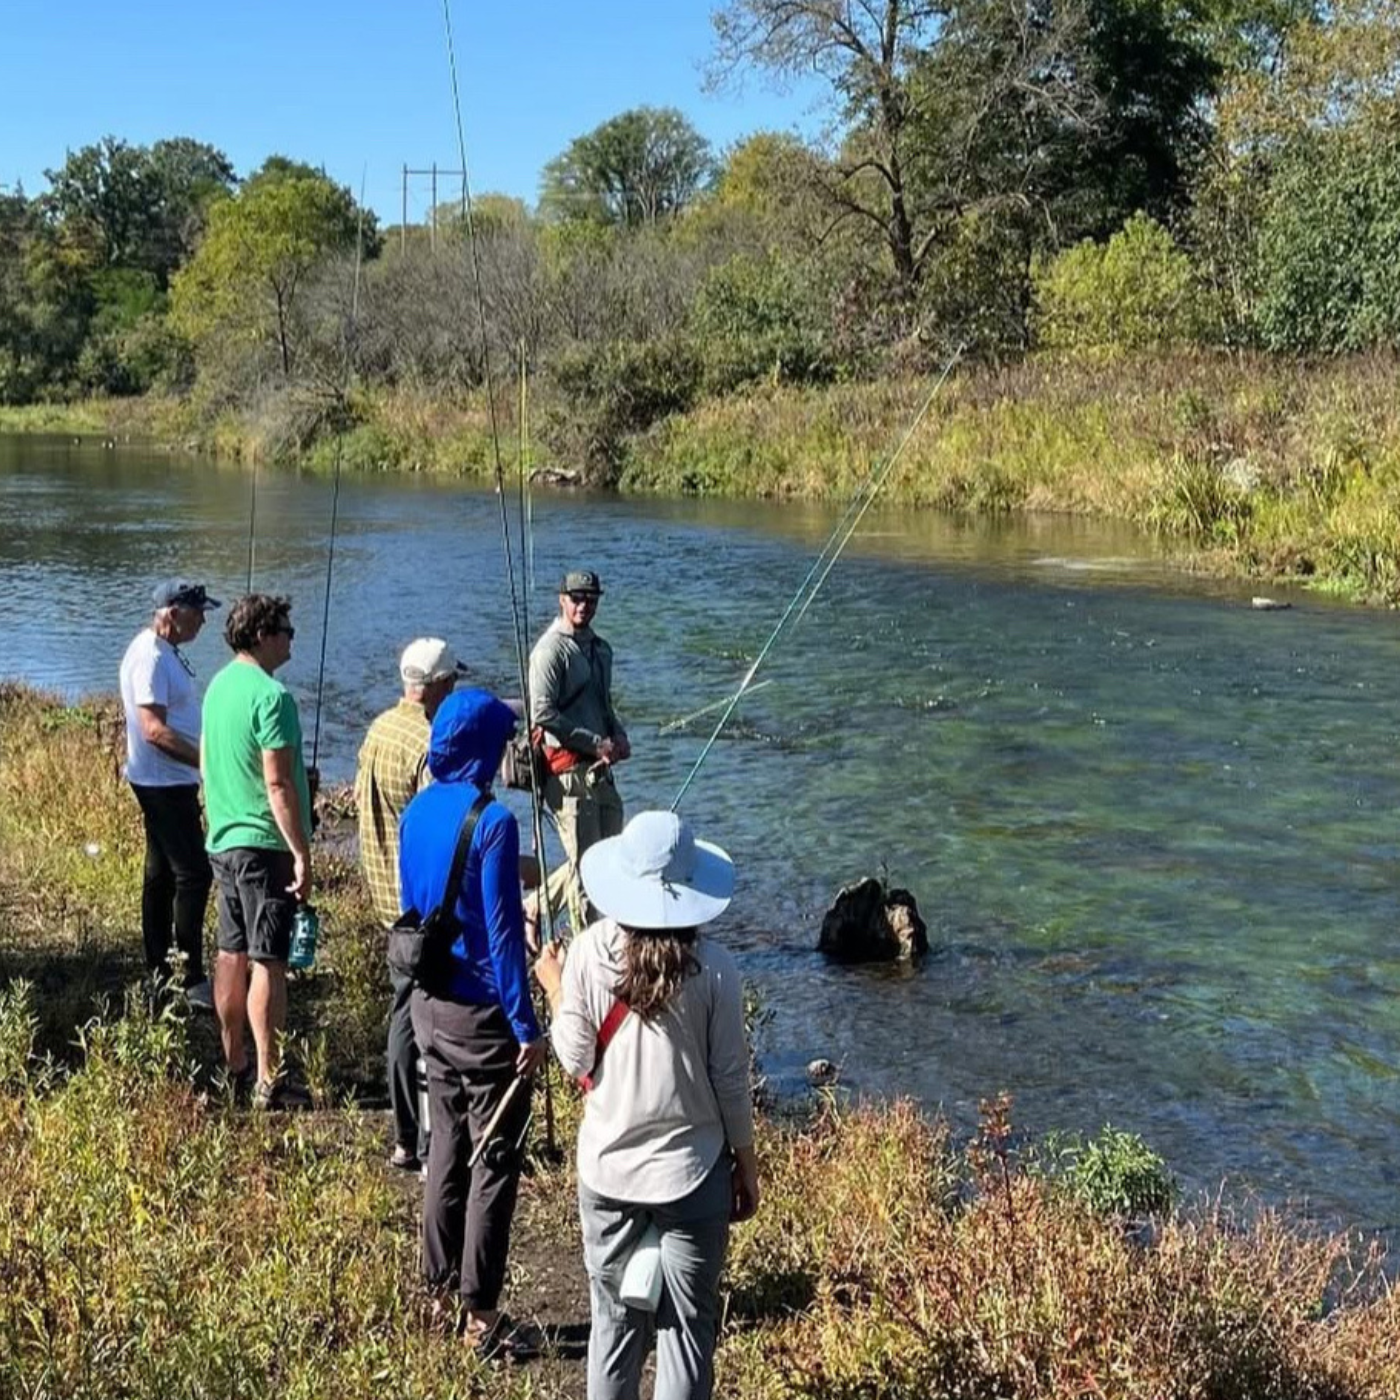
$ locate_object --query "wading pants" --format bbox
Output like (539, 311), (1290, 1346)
(579, 1157), (731, 1400)
(410, 990), (529, 1310)
(540, 765), (623, 933)
(130, 782), (212, 987)
(387, 966), (428, 1161)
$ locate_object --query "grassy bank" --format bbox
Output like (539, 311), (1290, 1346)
(9, 353), (1400, 604)
(2, 681), (1399, 1397)
(628, 354), (1400, 604)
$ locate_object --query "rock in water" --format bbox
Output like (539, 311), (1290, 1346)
(818, 877), (929, 962)
(1251, 596), (1291, 611)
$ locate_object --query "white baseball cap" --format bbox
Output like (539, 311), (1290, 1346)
(400, 637), (466, 685)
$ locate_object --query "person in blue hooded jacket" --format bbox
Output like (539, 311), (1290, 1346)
(399, 687), (547, 1352)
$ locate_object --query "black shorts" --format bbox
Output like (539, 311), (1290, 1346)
(209, 847), (295, 963)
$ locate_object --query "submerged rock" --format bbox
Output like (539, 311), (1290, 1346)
(531, 466), (582, 488)
(818, 877), (929, 962)
(1251, 596), (1292, 611)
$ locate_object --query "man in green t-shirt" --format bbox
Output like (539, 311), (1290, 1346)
(202, 593), (313, 1106)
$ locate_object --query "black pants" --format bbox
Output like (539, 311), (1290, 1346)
(388, 966), (429, 1159)
(410, 991), (529, 1310)
(131, 783), (212, 986)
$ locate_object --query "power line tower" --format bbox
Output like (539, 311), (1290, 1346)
(400, 163), (468, 254)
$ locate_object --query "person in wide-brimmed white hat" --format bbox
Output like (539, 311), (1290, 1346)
(534, 810), (760, 1400)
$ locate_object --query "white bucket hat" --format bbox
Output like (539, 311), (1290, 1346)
(580, 811), (734, 930)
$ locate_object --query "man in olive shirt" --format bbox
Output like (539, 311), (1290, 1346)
(202, 594), (312, 1105)
(355, 637), (463, 1170)
(528, 568), (629, 931)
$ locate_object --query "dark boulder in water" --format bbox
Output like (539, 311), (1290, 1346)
(818, 877), (928, 962)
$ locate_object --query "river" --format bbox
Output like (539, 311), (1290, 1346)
(3, 432), (1399, 1235)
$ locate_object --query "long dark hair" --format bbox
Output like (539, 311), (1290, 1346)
(616, 926), (700, 1021)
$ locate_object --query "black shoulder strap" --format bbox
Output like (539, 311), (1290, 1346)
(440, 790), (493, 913)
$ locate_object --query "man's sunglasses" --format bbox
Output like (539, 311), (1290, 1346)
(270, 624), (296, 639)
(566, 591), (599, 604)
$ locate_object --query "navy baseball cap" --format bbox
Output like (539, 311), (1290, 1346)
(152, 579), (221, 611)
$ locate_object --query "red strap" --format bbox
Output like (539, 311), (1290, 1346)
(579, 999), (629, 1093)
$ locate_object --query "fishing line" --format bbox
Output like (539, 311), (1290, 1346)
(657, 679), (773, 736)
(309, 177), (368, 772)
(245, 466), (257, 592)
(440, 0), (554, 928)
(670, 345), (964, 811)
(442, 0), (559, 1155)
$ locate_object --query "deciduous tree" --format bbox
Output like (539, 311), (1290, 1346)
(171, 174), (371, 380)
(540, 107), (713, 226)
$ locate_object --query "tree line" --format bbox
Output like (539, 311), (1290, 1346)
(2, 0), (1398, 480)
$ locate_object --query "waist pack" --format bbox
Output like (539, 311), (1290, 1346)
(387, 791), (491, 985)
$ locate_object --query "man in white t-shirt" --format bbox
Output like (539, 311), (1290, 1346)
(119, 578), (221, 1007)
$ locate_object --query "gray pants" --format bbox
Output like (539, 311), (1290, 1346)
(411, 992), (529, 1310)
(579, 1157), (730, 1400)
(387, 966), (428, 1160)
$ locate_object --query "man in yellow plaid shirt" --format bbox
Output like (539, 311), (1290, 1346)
(356, 638), (464, 1172)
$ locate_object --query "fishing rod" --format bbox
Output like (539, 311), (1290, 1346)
(670, 344), (965, 811)
(309, 178), (368, 773)
(442, 0), (559, 1155)
(245, 466), (257, 592)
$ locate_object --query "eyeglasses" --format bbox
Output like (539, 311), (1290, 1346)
(566, 592), (599, 605)
(271, 624), (296, 639)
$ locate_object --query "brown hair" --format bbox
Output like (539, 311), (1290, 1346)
(615, 927), (700, 1021)
(224, 594), (292, 653)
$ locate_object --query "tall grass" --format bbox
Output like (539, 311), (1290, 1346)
(3, 684), (1398, 1398)
(628, 353), (1400, 602)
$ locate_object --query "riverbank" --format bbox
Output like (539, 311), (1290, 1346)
(3, 679), (1399, 1397)
(4, 352), (1400, 605)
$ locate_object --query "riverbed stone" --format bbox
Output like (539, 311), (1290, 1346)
(818, 877), (929, 962)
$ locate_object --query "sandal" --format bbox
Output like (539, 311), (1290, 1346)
(389, 1145), (422, 1173)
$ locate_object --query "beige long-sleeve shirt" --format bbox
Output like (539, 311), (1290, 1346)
(551, 919), (755, 1204)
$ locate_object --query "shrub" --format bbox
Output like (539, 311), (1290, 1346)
(689, 252), (829, 394)
(1034, 213), (1209, 354)
(1046, 1124), (1179, 1219)
(1255, 125), (1400, 353)
(545, 335), (702, 483)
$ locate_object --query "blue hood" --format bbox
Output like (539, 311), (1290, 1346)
(427, 688), (517, 787)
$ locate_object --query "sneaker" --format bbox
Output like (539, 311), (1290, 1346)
(467, 1315), (541, 1364)
(389, 1145), (422, 1173)
(183, 979), (215, 1012)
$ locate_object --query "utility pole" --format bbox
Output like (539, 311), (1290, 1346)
(401, 164), (468, 254)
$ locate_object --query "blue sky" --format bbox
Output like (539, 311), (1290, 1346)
(0, 0), (831, 223)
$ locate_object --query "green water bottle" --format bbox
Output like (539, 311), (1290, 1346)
(288, 903), (320, 970)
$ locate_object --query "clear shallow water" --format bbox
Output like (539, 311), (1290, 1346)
(3, 434), (1400, 1233)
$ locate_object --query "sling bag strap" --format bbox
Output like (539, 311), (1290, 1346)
(578, 998), (630, 1093)
(440, 790), (494, 918)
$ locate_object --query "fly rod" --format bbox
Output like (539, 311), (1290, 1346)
(670, 344), (965, 811)
(309, 178), (368, 773)
(442, 0), (558, 1156)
